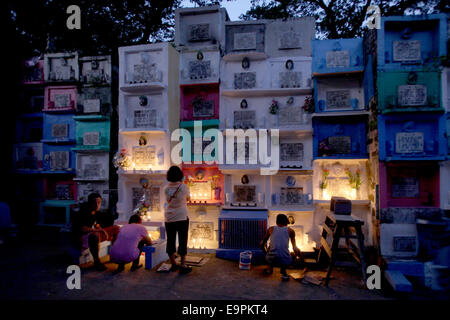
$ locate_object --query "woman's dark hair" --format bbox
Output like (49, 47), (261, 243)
(276, 214), (289, 226)
(129, 214), (142, 224)
(167, 165), (184, 182)
(87, 192), (102, 211)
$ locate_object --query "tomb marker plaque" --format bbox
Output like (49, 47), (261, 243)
(280, 143), (304, 162)
(132, 64), (160, 83)
(279, 31), (302, 49)
(189, 61), (211, 80)
(188, 24), (210, 42)
(54, 66), (71, 80)
(83, 99), (101, 113)
(83, 163), (102, 178)
(326, 90), (351, 109)
(54, 94), (71, 108)
(233, 32), (257, 50)
(393, 40), (421, 61)
(279, 106), (303, 126)
(391, 177), (420, 198)
(234, 110), (256, 128)
(234, 72), (256, 89)
(132, 146), (156, 166)
(398, 85), (427, 106)
(234, 141), (257, 162)
(393, 236), (417, 252)
(51, 124), (68, 138)
(50, 151), (69, 169)
(234, 185), (256, 203)
(326, 51), (350, 68)
(395, 132), (424, 153)
(134, 109), (157, 128)
(280, 187), (304, 205)
(192, 99), (215, 117)
(55, 184), (71, 200)
(190, 222), (214, 240)
(328, 136), (351, 154)
(279, 72), (302, 88)
(83, 132), (100, 146)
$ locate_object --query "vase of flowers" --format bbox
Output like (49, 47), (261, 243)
(269, 100), (279, 115)
(302, 96), (314, 113)
(345, 168), (362, 190)
(319, 169), (330, 190)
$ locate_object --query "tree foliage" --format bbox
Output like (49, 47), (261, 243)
(241, 0), (449, 39)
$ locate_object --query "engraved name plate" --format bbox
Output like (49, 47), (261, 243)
(326, 90), (351, 109)
(189, 181), (212, 200)
(234, 110), (256, 128)
(133, 64), (160, 82)
(50, 151), (69, 169)
(83, 163), (102, 178)
(234, 185), (256, 202)
(233, 32), (257, 50)
(279, 72), (302, 88)
(393, 236), (417, 252)
(234, 72), (256, 89)
(393, 40), (421, 61)
(280, 143), (304, 162)
(54, 65), (71, 80)
(395, 132), (424, 153)
(328, 136), (351, 154)
(85, 69), (103, 83)
(132, 187), (145, 209)
(54, 94), (70, 108)
(55, 184), (71, 200)
(51, 124), (68, 138)
(234, 141), (257, 162)
(192, 99), (215, 117)
(83, 99), (101, 113)
(134, 109), (157, 128)
(83, 132), (100, 146)
(391, 177), (420, 198)
(190, 222), (214, 240)
(279, 31), (301, 49)
(192, 137), (212, 155)
(188, 24), (210, 42)
(279, 106), (303, 126)
(189, 61), (211, 80)
(132, 146), (156, 166)
(149, 186), (161, 211)
(398, 85), (427, 106)
(326, 51), (350, 68)
(280, 187), (304, 205)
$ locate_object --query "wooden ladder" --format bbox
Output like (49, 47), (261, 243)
(318, 212), (367, 286)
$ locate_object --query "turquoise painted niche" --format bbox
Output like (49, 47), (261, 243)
(179, 119), (220, 164)
(73, 115), (110, 152)
(377, 70), (443, 113)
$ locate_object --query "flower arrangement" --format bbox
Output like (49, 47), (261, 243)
(318, 139), (331, 157)
(345, 168), (362, 190)
(185, 175), (195, 188)
(319, 169), (330, 189)
(113, 148), (131, 169)
(302, 96), (314, 113)
(209, 174), (220, 190)
(269, 100), (279, 114)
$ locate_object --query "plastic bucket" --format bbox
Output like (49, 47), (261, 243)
(239, 251), (252, 270)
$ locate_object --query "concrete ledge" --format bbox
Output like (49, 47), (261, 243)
(387, 260), (425, 277)
(384, 270), (413, 292)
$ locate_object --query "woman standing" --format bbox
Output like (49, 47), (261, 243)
(164, 166), (192, 274)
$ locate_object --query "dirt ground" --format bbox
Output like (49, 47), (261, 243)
(0, 227), (430, 300)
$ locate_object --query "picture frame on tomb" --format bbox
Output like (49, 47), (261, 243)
(134, 109), (157, 128)
(280, 187), (304, 205)
(327, 136), (351, 154)
(326, 50), (350, 68)
(234, 110), (256, 128)
(280, 143), (304, 162)
(83, 131), (100, 146)
(240, 99), (248, 109)
(393, 40), (421, 62)
(188, 24), (210, 42)
(190, 222), (214, 241)
(285, 60), (294, 70)
(326, 90), (351, 110)
(51, 124), (68, 138)
(395, 132), (424, 153)
(139, 96), (148, 107)
(242, 57), (250, 69)
(132, 145), (156, 167)
(49, 151), (69, 170)
(233, 32), (257, 50)
(391, 177), (420, 198)
(234, 185), (256, 203)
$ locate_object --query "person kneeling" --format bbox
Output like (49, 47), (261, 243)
(110, 214), (152, 272)
(260, 214), (302, 281)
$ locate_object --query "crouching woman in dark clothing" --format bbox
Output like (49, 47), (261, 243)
(72, 193), (120, 271)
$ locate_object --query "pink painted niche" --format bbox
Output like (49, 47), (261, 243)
(182, 165), (224, 205)
(180, 83), (220, 121)
(379, 162), (440, 208)
(44, 86), (77, 112)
